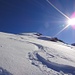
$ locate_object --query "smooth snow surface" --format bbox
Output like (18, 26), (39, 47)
(0, 32), (75, 75)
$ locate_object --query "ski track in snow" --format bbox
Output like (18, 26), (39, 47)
(28, 42), (75, 75)
(6, 34), (75, 75)
(0, 32), (75, 75)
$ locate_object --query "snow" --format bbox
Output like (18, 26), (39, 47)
(0, 32), (75, 75)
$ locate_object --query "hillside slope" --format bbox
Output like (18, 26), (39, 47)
(0, 32), (75, 75)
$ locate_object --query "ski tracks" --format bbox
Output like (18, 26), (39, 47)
(28, 42), (75, 75)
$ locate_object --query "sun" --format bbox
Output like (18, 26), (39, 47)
(67, 18), (75, 26)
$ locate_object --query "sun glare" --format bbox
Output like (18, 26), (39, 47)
(47, 0), (75, 36)
(68, 18), (75, 26)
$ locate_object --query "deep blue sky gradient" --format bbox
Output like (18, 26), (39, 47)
(0, 0), (75, 44)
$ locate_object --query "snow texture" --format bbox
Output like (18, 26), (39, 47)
(0, 32), (75, 75)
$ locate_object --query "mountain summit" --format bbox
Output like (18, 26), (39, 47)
(0, 32), (75, 75)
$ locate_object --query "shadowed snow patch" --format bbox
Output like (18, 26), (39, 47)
(36, 53), (75, 75)
(0, 67), (13, 75)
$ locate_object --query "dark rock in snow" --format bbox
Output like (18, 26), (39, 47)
(71, 43), (75, 46)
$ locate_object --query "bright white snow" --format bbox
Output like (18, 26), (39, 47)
(0, 32), (75, 75)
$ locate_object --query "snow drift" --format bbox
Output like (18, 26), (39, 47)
(0, 32), (75, 75)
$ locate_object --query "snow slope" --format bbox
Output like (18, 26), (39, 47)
(0, 32), (75, 75)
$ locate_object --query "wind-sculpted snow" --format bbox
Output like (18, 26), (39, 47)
(0, 32), (75, 75)
(28, 43), (75, 75)
(36, 53), (75, 75)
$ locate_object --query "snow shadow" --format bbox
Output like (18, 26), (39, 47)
(38, 36), (51, 41)
(38, 36), (65, 43)
(0, 67), (13, 75)
(36, 53), (75, 75)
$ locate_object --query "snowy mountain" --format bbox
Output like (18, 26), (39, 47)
(0, 32), (75, 75)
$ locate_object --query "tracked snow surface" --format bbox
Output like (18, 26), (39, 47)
(0, 32), (75, 75)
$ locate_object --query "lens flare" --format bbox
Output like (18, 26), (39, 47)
(67, 12), (75, 29)
(46, 0), (71, 36)
(46, 0), (70, 20)
(70, 12), (75, 29)
(46, 0), (75, 36)
(68, 18), (75, 26)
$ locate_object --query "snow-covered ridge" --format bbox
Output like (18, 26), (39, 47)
(19, 32), (65, 43)
(0, 32), (75, 75)
(19, 32), (42, 37)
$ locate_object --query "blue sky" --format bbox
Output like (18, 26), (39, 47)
(0, 0), (75, 44)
